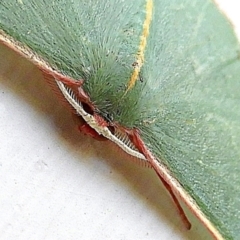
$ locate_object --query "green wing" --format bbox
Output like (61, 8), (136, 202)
(139, 2), (240, 239)
(1, 1), (240, 239)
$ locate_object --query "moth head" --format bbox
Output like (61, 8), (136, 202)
(55, 79), (148, 164)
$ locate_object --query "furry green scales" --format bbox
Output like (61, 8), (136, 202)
(1, 1), (240, 239)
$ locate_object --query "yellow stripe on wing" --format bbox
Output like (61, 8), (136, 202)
(126, 0), (153, 92)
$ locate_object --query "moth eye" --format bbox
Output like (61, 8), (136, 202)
(81, 102), (94, 115)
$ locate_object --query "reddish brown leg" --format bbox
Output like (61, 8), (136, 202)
(72, 113), (107, 141)
(78, 123), (107, 141)
(124, 128), (191, 230)
(156, 172), (191, 229)
(39, 67), (83, 87)
(78, 114), (108, 140)
(39, 66), (109, 142)
(40, 66), (95, 108)
(39, 67), (83, 88)
(53, 73), (83, 87)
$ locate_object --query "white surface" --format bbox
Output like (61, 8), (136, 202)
(0, 39), (210, 240)
(215, 0), (240, 40)
(0, 1), (239, 239)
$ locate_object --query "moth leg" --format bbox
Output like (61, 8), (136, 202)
(156, 172), (191, 230)
(72, 114), (107, 141)
(42, 67), (83, 86)
(40, 67), (83, 87)
(54, 73), (83, 87)
(125, 128), (191, 230)
(40, 67), (107, 141)
(78, 123), (106, 141)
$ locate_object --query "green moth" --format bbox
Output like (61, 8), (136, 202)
(1, 0), (240, 239)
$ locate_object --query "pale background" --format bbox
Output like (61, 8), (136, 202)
(0, 1), (239, 239)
